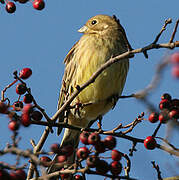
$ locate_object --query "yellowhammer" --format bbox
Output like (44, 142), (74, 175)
(57, 14), (130, 164)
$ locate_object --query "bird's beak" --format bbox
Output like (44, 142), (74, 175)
(78, 25), (88, 33)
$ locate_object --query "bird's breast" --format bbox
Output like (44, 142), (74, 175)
(70, 34), (129, 121)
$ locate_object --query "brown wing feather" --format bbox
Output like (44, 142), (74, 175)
(57, 41), (79, 135)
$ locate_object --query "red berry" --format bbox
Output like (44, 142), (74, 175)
(23, 94), (33, 104)
(88, 132), (101, 145)
(18, 0), (28, 3)
(15, 169), (26, 180)
(159, 112), (169, 124)
(8, 120), (20, 131)
(40, 156), (52, 167)
(86, 155), (99, 168)
(169, 109), (179, 119)
(94, 141), (106, 153)
(110, 161), (122, 175)
(9, 171), (19, 180)
(12, 101), (23, 111)
(33, 0), (45, 10)
(148, 112), (159, 123)
(0, 101), (8, 114)
(74, 174), (83, 180)
(31, 110), (43, 121)
(111, 149), (122, 161)
(172, 65), (179, 78)
(144, 136), (156, 150)
(0, 170), (10, 180)
(23, 104), (33, 114)
(80, 131), (90, 145)
(16, 83), (27, 95)
(19, 68), (32, 79)
(170, 52), (179, 64)
(21, 113), (31, 127)
(6, 2), (16, 13)
(50, 143), (60, 154)
(171, 99), (179, 108)
(60, 145), (74, 157)
(95, 160), (109, 174)
(159, 99), (171, 110)
(104, 135), (116, 149)
(76, 147), (90, 159)
(161, 93), (172, 101)
(57, 155), (67, 163)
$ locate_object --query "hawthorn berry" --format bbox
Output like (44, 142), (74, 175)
(172, 65), (179, 78)
(159, 112), (169, 124)
(57, 155), (67, 163)
(23, 94), (33, 104)
(16, 83), (27, 95)
(144, 136), (156, 150)
(88, 132), (101, 145)
(0, 101), (8, 114)
(23, 104), (33, 114)
(86, 155), (99, 168)
(80, 131), (90, 145)
(148, 112), (159, 123)
(103, 135), (116, 149)
(170, 52), (179, 64)
(9, 171), (19, 180)
(110, 161), (122, 175)
(94, 141), (106, 153)
(60, 144), (74, 157)
(21, 113), (31, 127)
(33, 0), (45, 10)
(6, 1), (16, 13)
(74, 174), (83, 180)
(50, 143), (60, 154)
(169, 109), (179, 119)
(159, 99), (171, 110)
(15, 169), (27, 180)
(171, 99), (179, 108)
(76, 147), (90, 159)
(111, 149), (122, 161)
(19, 68), (32, 79)
(31, 110), (43, 121)
(8, 120), (20, 131)
(40, 156), (52, 167)
(161, 93), (172, 101)
(12, 101), (23, 111)
(95, 160), (109, 174)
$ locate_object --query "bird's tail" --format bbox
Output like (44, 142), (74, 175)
(48, 128), (80, 180)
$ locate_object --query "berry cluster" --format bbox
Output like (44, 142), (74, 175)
(144, 93), (179, 150)
(41, 132), (125, 179)
(148, 93), (179, 124)
(170, 52), (179, 78)
(0, 68), (43, 131)
(0, 169), (26, 180)
(1, 0), (45, 14)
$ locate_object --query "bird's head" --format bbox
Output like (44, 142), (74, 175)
(78, 14), (120, 35)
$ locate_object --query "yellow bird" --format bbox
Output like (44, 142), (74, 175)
(57, 14), (130, 163)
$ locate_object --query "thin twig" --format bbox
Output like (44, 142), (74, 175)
(169, 19), (179, 43)
(151, 161), (162, 180)
(153, 18), (172, 44)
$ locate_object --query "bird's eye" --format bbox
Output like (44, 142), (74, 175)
(91, 20), (97, 25)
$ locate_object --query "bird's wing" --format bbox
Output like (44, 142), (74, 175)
(57, 41), (79, 135)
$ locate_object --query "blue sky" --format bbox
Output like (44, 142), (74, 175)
(0, 0), (179, 179)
